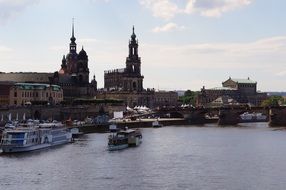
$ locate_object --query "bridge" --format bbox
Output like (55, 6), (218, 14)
(154, 105), (285, 126)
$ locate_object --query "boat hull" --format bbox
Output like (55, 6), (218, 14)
(1, 139), (71, 153)
(108, 144), (129, 151)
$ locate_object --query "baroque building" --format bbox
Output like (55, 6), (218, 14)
(197, 77), (267, 107)
(98, 27), (178, 108)
(104, 26), (143, 92)
(52, 22), (97, 100)
(0, 22), (97, 102)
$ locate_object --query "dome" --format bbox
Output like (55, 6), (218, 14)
(78, 47), (88, 60)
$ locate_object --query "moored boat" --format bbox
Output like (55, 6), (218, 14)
(108, 127), (142, 151)
(0, 123), (72, 153)
(240, 112), (268, 122)
(152, 120), (163, 128)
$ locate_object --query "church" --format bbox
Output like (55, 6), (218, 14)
(0, 23), (97, 103)
(104, 26), (143, 92)
(52, 22), (97, 101)
(98, 27), (178, 108)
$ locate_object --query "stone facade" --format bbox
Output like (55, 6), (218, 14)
(197, 77), (267, 107)
(97, 89), (178, 108)
(9, 83), (63, 106)
(104, 26), (143, 92)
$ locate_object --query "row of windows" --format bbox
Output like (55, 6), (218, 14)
(239, 84), (256, 88)
(14, 91), (63, 99)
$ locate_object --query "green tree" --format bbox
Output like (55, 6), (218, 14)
(179, 90), (198, 106)
(261, 96), (285, 107)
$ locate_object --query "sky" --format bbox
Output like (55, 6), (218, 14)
(0, 0), (286, 91)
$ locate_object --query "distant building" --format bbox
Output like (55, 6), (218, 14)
(0, 22), (97, 102)
(98, 27), (178, 108)
(104, 26), (143, 92)
(197, 77), (267, 107)
(52, 22), (97, 101)
(9, 83), (63, 106)
(0, 82), (63, 106)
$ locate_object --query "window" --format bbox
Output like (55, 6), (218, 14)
(14, 91), (17, 97)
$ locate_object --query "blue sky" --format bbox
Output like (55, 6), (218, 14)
(0, 0), (286, 91)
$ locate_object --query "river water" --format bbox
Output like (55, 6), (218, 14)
(1, 123), (286, 190)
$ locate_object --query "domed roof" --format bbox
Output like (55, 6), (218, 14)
(78, 47), (88, 60)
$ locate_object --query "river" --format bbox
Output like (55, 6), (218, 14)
(1, 123), (286, 190)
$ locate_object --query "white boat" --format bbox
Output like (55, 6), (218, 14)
(108, 127), (142, 151)
(240, 112), (253, 121)
(240, 112), (267, 122)
(152, 120), (163, 128)
(0, 123), (72, 153)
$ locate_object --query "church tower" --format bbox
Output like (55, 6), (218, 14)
(66, 21), (78, 74)
(122, 26), (144, 92)
(126, 26), (141, 76)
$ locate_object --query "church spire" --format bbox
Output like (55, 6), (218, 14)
(129, 25), (138, 58)
(131, 25), (136, 41)
(69, 18), (77, 53)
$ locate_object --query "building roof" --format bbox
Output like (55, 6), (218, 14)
(209, 87), (236, 91)
(0, 72), (53, 83)
(230, 78), (257, 84)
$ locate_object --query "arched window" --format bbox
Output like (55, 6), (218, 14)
(133, 81), (137, 91)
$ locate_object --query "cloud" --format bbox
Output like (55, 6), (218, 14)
(185, 0), (253, 17)
(152, 22), (185, 33)
(0, 0), (39, 24)
(140, 0), (253, 19)
(77, 35), (286, 90)
(139, 0), (179, 20)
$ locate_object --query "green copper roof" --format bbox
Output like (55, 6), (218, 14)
(231, 78), (256, 84)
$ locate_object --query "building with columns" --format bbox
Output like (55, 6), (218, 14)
(197, 77), (267, 107)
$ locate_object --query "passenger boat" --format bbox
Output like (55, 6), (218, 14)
(108, 127), (142, 151)
(0, 123), (72, 153)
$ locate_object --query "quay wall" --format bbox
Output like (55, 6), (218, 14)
(0, 104), (125, 121)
